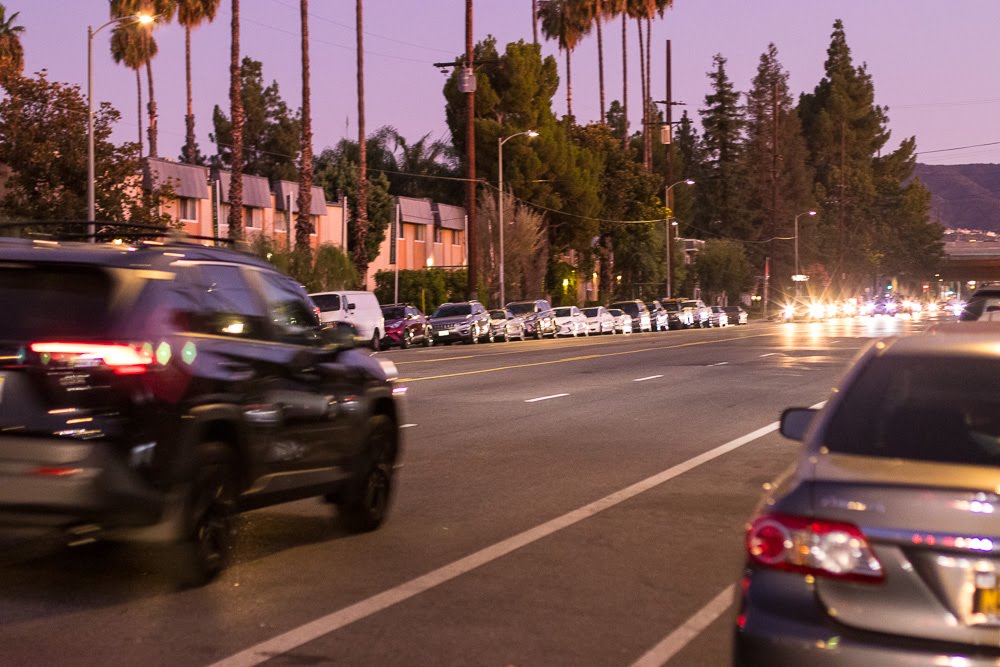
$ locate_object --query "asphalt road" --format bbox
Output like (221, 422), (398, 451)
(0, 315), (929, 666)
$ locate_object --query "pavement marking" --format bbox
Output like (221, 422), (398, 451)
(709, 361), (729, 366)
(524, 393), (570, 403)
(210, 414), (795, 667)
(399, 333), (774, 383)
(400, 423), (418, 429)
(629, 585), (736, 667)
(633, 375), (664, 382)
(759, 353), (778, 358)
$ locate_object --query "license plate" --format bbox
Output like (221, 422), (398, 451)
(438, 330), (449, 337)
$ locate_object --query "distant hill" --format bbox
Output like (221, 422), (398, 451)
(913, 163), (1000, 232)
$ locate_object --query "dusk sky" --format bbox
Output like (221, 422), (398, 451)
(12, 1), (1000, 166)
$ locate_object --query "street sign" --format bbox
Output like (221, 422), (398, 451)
(791, 274), (809, 282)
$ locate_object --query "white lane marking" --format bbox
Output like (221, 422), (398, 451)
(210, 416), (794, 667)
(829, 340), (841, 344)
(709, 361), (729, 366)
(634, 375), (664, 382)
(524, 393), (570, 403)
(400, 423), (418, 429)
(759, 353), (778, 358)
(630, 585), (736, 667)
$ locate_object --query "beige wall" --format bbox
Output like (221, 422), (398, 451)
(365, 221), (466, 288)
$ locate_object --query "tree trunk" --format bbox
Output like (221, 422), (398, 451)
(145, 59), (158, 158)
(355, 0), (369, 284)
(136, 69), (144, 157)
(621, 13), (627, 149)
(227, 0), (244, 239)
(645, 16), (653, 171)
(183, 25), (196, 164)
(531, 0), (538, 46)
(565, 48), (573, 120)
(595, 1), (605, 124)
(296, 0), (314, 253)
(636, 18), (646, 170)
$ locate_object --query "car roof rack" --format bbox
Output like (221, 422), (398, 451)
(0, 221), (243, 248)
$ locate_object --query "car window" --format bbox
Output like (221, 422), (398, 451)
(193, 264), (268, 339)
(611, 302), (639, 316)
(0, 264), (116, 339)
(553, 307), (572, 317)
(311, 293), (341, 312)
(256, 271), (321, 343)
(507, 302), (538, 316)
(382, 306), (406, 320)
(433, 304), (471, 317)
(825, 355), (1000, 467)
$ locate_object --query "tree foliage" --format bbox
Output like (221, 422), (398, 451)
(693, 239), (753, 304)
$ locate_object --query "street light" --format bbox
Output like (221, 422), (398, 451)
(497, 130), (538, 306)
(793, 210), (817, 296)
(88, 13), (156, 241)
(664, 179), (694, 298)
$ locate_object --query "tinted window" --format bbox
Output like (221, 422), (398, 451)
(554, 307), (572, 317)
(311, 293), (341, 312)
(508, 302), (539, 316)
(382, 307), (406, 320)
(433, 304), (471, 317)
(662, 302), (681, 312)
(193, 264), (268, 339)
(489, 310), (506, 319)
(611, 302), (639, 316)
(0, 264), (115, 339)
(257, 271), (320, 343)
(582, 308), (599, 317)
(825, 355), (1000, 466)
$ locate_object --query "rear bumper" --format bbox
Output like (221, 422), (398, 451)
(0, 435), (165, 530)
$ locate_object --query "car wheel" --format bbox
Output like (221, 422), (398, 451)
(486, 328), (495, 344)
(339, 415), (395, 533)
(170, 442), (236, 589)
(400, 330), (412, 349)
(466, 325), (478, 344)
(423, 329), (434, 347)
(370, 331), (381, 351)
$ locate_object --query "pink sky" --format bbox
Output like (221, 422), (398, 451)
(13, 0), (1000, 166)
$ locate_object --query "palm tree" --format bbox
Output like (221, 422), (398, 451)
(602, 0), (628, 146)
(0, 4), (25, 86)
(111, 1), (176, 158)
(296, 0), (313, 253)
(110, 23), (155, 155)
(531, 0), (538, 45)
(177, 0), (220, 164)
(538, 0), (593, 121)
(227, 0), (244, 239)
(354, 0), (369, 281)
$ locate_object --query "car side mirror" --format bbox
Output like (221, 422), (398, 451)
(780, 407), (817, 441)
(347, 302), (356, 311)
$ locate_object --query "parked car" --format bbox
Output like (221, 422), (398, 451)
(722, 304), (749, 325)
(552, 306), (589, 337)
(708, 305), (729, 327)
(429, 300), (492, 344)
(609, 300), (652, 333)
(310, 290), (385, 350)
(645, 300), (670, 332)
(380, 303), (432, 349)
(736, 331), (1000, 664)
(681, 299), (710, 328)
(0, 234), (403, 587)
(607, 308), (633, 334)
(582, 306), (616, 335)
(660, 298), (695, 329)
(488, 308), (526, 342)
(506, 299), (558, 339)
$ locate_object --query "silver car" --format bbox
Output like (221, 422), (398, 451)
(582, 306), (616, 335)
(607, 308), (633, 334)
(736, 332), (1000, 664)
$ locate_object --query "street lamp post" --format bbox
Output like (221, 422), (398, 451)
(497, 130), (537, 307)
(663, 179), (694, 298)
(793, 210), (817, 297)
(87, 13), (155, 241)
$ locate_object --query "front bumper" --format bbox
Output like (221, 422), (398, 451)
(0, 435), (165, 530)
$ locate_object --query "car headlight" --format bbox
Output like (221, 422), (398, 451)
(783, 305), (795, 318)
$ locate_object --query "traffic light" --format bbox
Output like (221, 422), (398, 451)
(886, 284), (893, 290)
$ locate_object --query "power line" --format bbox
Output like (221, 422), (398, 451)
(916, 140), (1000, 155)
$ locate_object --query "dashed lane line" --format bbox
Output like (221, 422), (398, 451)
(633, 375), (664, 382)
(629, 586), (736, 667)
(524, 393), (570, 403)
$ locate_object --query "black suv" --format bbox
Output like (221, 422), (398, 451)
(0, 236), (403, 586)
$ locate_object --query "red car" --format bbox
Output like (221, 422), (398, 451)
(380, 303), (433, 349)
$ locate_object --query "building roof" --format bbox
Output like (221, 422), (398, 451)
(397, 196), (435, 225)
(272, 181), (327, 216)
(433, 202), (466, 231)
(212, 170), (272, 209)
(143, 158), (209, 199)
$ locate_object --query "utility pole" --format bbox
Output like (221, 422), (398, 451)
(665, 39), (673, 296)
(465, 0), (477, 301)
(770, 79), (779, 311)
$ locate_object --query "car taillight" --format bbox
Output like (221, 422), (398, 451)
(30, 342), (154, 375)
(746, 513), (884, 583)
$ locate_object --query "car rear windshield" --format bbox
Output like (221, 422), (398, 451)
(381, 306), (406, 320)
(553, 307), (572, 317)
(433, 304), (471, 317)
(611, 302), (638, 316)
(961, 291), (1000, 321)
(723, 306), (738, 313)
(662, 302), (681, 312)
(311, 294), (341, 312)
(507, 302), (539, 316)
(0, 264), (116, 340)
(489, 310), (506, 319)
(825, 355), (1000, 466)
(682, 301), (698, 309)
(582, 308), (599, 317)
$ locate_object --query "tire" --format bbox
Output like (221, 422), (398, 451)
(339, 415), (396, 533)
(485, 328), (495, 344)
(423, 329), (434, 347)
(466, 325), (478, 344)
(370, 331), (381, 351)
(400, 330), (412, 349)
(170, 442), (236, 589)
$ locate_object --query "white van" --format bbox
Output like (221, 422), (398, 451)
(309, 291), (385, 350)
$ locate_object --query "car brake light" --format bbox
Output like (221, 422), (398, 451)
(746, 513), (884, 583)
(30, 342), (154, 375)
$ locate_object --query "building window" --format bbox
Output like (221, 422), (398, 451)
(414, 225), (426, 242)
(452, 230), (462, 246)
(179, 197), (198, 222)
(243, 206), (261, 229)
(434, 226), (443, 244)
(310, 215), (319, 236)
(397, 221), (405, 240)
